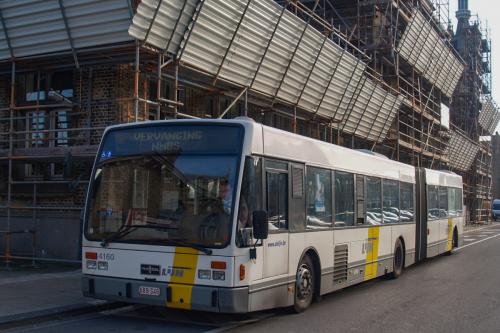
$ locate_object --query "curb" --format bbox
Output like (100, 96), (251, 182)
(0, 301), (126, 330)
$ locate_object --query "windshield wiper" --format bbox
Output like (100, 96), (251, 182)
(100, 224), (175, 248)
(166, 239), (213, 255)
(100, 225), (213, 255)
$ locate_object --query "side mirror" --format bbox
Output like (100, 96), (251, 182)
(252, 210), (268, 240)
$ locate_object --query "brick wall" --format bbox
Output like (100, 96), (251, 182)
(0, 75), (10, 150)
(75, 65), (122, 145)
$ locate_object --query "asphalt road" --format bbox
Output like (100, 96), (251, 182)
(5, 224), (500, 333)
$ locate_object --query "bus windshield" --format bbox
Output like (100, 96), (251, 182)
(85, 124), (243, 248)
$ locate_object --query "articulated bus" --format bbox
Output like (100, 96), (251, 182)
(82, 118), (463, 313)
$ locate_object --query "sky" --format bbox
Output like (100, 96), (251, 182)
(448, 0), (500, 134)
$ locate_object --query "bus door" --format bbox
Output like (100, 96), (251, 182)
(263, 161), (290, 278)
(415, 168), (427, 262)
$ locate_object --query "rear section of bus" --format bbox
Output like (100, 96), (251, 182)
(81, 120), (254, 312)
(415, 168), (463, 262)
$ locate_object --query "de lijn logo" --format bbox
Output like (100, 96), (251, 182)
(140, 264), (161, 276)
(267, 240), (287, 248)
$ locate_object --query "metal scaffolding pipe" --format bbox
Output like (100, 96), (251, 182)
(219, 87), (248, 119)
(157, 53), (162, 120)
(134, 42), (140, 122)
(174, 60), (179, 117)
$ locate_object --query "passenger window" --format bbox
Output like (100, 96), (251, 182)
(427, 185), (439, 220)
(366, 177), (382, 225)
(399, 182), (414, 222)
(438, 187), (448, 218)
(267, 172), (288, 231)
(334, 171), (354, 227)
(237, 157), (263, 247)
(455, 189), (463, 216)
(383, 180), (399, 223)
(448, 188), (457, 217)
(306, 167), (332, 229)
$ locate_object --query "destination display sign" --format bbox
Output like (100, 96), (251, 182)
(99, 124), (243, 162)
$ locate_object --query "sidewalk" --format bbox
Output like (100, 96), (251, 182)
(0, 261), (105, 325)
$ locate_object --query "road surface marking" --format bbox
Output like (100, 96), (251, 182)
(456, 232), (500, 251)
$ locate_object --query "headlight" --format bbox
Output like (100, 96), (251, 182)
(198, 269), (211, 280)
(86, 260), (97, 270)
(212, 270), (225, 281)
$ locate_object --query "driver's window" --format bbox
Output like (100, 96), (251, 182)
(237, 157), (262, 247)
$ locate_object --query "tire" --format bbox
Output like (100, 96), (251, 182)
(293, 255), (315, 313)
(390, 239), (404, 279)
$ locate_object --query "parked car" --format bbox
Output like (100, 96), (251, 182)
(493, 199), (500, 221)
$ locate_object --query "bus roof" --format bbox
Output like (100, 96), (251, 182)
(424, 168), (462, 188)
(103, 118), (416, 182)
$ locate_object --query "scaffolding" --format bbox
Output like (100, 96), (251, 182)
(450, 3), (495, 224)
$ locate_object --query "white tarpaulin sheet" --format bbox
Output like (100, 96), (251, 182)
(479, 98), (500, 135)
(397, 9), (464, 98)
(445, 130), (480, 171)
(129, 0), (401, 142)
(0, 0), (133, 60)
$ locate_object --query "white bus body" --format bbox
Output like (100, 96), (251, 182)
(82, 118), (463, 312)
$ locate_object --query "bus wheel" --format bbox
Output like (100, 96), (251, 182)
(445, 229), (458, 256)
(390, 239), (404, 279)
(293, 255), (314, 313)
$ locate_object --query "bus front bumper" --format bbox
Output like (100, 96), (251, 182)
(82, 275), (249, 313)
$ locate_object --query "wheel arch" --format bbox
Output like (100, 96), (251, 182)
(298, 246), (322, 300)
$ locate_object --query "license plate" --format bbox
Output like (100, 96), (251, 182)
(138, 286), (161, 297)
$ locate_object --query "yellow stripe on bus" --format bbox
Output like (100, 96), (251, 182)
(167, 247), (199, 310)
(364, 226), (380, 281)
(447, 218), (453, 252)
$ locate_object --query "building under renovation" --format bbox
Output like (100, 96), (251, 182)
(493, 133), (500, 200)
(0, 0), (499, 261)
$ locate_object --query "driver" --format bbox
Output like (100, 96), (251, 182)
(200, 179), (232, 243)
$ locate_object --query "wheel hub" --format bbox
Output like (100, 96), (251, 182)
(296, 265), (312, 300)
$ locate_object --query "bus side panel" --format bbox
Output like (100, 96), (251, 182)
(331, 228), (372, 289)
(288, 231), (334, 296)
(427, 219), (441, 258)
(456, 215), (464, 246)
(391, 223), (416, 268)
(376, 225), (392, 273)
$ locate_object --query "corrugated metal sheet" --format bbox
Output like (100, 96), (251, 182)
(445, 131), (480, 172)
(128, 0), (400, 142)
(396, 9), (464, 98)
(128, 0), (198, 54)
(342, 78), (402, 142)
(178, 0), (395, 139)
(0, 0), (132, 61)
(479, 98), (500, 135)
